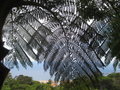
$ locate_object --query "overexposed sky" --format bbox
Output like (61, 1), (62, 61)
(10, 61), (54, 81)
(10, 60), (120, 81)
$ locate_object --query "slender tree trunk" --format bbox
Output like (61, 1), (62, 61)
(0, 42), (9, 89)
(0, 63), (10, 90)
(0, 0), (12, 89)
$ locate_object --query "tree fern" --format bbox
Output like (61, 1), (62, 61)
(2, 0), (114, 83)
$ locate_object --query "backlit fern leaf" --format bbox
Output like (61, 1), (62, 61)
(2, 0), (112, 82)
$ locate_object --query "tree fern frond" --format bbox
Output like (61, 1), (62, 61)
(54, 0), (77, 24)
(14, 7), (51, 25)
(101, 39), (109, 53)
(14, 42), (33, 67)
(49, 46), (68, 76)
(72, 53), (94, 76)
(44, 45), (59, 71)
(3, 0), (115, 83)
(37, 25), (52, 38)
(3, 51), (18, 69)
(56, 54), (71, 74)
(72, 43), (100, 73)
(104, 50), (113, 66)
(15, 30), (38, 60)
(113, 59), (119, 71)
(67, 29), (104, 68)
(22, 0), (65, 9)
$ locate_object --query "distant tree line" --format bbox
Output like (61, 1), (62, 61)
(2, 73), (120, 90)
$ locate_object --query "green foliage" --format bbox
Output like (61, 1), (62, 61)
(108, 73), (120, 86)
(36, 84), (53, 90)
(97, 73), (120, 90)
(16, 75), (33, 85)
(60, 77), (96, 90)
(77, 0), (107, 20)
(2, 73), (54, 90)
(99, 76), (114, 90)
(11, 84), (31, 90)
(54, 86), (63, 90)
(47, 79), (52, 85)
(2, 73), (120, 90)
(59, 73), (120, 90)
(108, 17), (120, 70)
(2, 85), (10, 90)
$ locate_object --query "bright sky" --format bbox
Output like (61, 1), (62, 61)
(10, 61), (54, 81)
(10, 60), (120, 81)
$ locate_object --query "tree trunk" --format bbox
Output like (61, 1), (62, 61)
(0, 63), (10, 90)
(0, 41), (9, 60)
(0, 1), (12, 89)
(0, 42), (9, 89)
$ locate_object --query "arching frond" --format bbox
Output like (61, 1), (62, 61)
(3, 0), (113, 83)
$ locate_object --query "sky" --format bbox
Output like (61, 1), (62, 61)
(10, 60), (120, 81)
(10, 61), (54, 81)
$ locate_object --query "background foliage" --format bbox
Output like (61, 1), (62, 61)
(2, 73), (120, 90)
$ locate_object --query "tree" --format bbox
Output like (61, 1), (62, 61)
(16, 75), (33, 85)
(0, 62), (9, 89)
(47, 79), (52, 85)
(99, 76), (113, 90)
(2, 73), (120, 90)
(3, 73), (13, 85)
(97, 73), (120, 90)
(36, 84), (53, 90)
(1, 0), (120, 89)
(2, 73), (18, 90)
(108, 73), (120, 86)
(3, 0), (107, 83)
(108, 17), (120, 70)
(2, 74), (37, 90)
